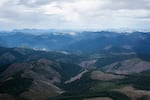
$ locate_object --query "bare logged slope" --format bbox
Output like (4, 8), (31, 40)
(91, 71), (125, 81)
(102, 58), (150, 74)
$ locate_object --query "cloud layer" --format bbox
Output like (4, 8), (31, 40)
(0, 0), (150, 30)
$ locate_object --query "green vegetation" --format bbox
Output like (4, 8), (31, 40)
(49, 91), (130, 100)
(61, 72), (96, 92)
(0, 76), (33, 95)
(137, 95), (150, 100)
(92, 81), (122, 92)
(111, 62), (122, 70)
(116, 72), (150, 90)
(138, 54), (150, 61)
(57, 62), (82, 81)
(0, 47), (150, 100)
(58, 72), (131, 100)
(0, 63), (11, 74)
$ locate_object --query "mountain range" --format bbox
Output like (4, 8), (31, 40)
(0, 30), (150, 100)
(0, 30), (150, 54)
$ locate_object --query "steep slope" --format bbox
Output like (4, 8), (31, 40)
(0, 47), (82, 100)
(0, 58), (82, 100)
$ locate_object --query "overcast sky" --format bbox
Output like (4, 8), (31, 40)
(0, 0), (150, 31)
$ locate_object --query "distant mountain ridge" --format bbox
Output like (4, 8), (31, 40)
(0, 30), (150, 54)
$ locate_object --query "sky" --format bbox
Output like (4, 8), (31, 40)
(0, 0), (150, 31)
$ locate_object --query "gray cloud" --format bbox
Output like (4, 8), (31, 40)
(104, 0), (150, 10)
(18, 0), (52, 7)
(0, 0), (150, 30)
